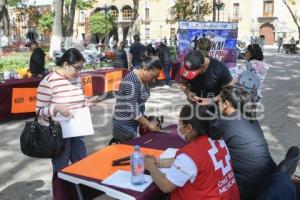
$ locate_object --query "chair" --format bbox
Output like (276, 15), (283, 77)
(277, 146), (300, 177)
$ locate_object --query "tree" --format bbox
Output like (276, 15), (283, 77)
(64, 0), (96, 48)
(89, 12), (113, 43)
(132, 0), (139, 35)
(0, 0), (9, 36)
(282, 0), (300, 40)
(170, 0), (212, 22)
(49, 0), (64, 58)
(37, 12), (54, 32)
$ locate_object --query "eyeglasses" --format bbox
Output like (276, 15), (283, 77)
(71, 64), (84, 72)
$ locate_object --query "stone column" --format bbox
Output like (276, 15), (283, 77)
(118, 25), (123, 42)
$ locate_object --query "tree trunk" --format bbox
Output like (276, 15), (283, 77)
(49, 0), (64, 58)
(282, 0), (300, 40)
(132, 0), (139, 32)
(65, 0), (76, 49)
(212, 0), (216, 22)
(0, 0), (9, 37)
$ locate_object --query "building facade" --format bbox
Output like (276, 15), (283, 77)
(212, 0), (300, 45)
(7, 0), (300, 46)
(75, 0), (177, 45)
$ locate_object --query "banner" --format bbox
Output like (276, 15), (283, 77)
(81, 76), (93, 97)
(11, 88), (37, 113)
(178, 21), (238, 76)
(105, 71), (123, 92)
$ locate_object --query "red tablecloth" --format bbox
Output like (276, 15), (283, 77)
(0, 69), (129, 121)
(0, 78), (41, 121)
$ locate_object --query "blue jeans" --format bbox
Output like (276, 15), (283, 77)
(164, 64), (171, 85)
(258, 172), (297, 200)
(112, 119), (138, 142)
(51, 137), (87, 172)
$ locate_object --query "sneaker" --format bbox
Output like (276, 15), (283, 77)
(162, 85), (170, 89)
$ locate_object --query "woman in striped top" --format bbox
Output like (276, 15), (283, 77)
(36, 48), (89, 199)
(113, 56), (162, 142)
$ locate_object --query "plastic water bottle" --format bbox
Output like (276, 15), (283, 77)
(130, 145), (145, 185)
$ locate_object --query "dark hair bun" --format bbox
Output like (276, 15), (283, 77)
(55, 57), (62, 66)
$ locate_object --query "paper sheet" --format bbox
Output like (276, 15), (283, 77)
(58, 107), (95, 138)
(101, 170), (153, 192)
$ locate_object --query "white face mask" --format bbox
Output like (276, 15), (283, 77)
(177, 126), (186, 141)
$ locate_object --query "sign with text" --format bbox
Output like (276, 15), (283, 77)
(81, 76), (93, 97)
(11, 88), (37, 113)
(105, 71), (123, 92)
(178, 21), (238, 73)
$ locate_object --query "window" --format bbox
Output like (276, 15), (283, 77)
(233, 3), (239, 18)
(122, 8), (133, 20)
(263, 0), (274, 17)
(111, 9), (119, 20)
(145, 28), (150, 39)
(79, 11), (85, 23)
(145, 8), (149, 21)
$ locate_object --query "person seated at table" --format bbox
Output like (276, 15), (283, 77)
(214, 86), (276, 200)
(144, 105), (240, 200)
(113, 41), (128, 68)
(112, 56), (162, 142)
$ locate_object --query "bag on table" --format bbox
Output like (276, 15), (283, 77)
(20, 110), (65, 158)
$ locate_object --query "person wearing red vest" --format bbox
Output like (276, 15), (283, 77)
(144, 105), (240, 200)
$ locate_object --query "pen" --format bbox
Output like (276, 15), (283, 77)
(144, 139), (153, 144)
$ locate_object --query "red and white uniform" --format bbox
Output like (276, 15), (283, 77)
(166, 135), (240, 200)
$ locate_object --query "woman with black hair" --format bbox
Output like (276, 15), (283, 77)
(144, 105), (240, 200)
(215, 86), (276, 200)
(112, 56), (162, 142)
(36, 48), (100, 199)
(237, 44), (269, 99)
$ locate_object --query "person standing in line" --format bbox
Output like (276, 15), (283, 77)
(128, 34), (146, 70)
(113, 41), (128, 68)
(36, 48), (100, 199)
(157, 41), (172, 88)
(27, 40), (47, 78)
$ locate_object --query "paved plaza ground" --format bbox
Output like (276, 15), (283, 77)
(0, 47), (299, 200)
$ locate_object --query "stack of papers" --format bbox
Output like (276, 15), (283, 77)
(55, 107), (95, 138)
(102, 170), (153, 192)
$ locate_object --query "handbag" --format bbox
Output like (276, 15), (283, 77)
(20, 109), (65, 158)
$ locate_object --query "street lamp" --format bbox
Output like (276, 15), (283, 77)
(215, 0), (225, 22)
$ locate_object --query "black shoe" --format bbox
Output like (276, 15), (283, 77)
(277, 146), (300, 177)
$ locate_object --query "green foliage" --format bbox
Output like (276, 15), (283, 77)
(89, 12), (114, 40)
(170, 0), (212, 21)
(37, 13), (54, 32)
(65, 0), (96, 10)
(7, 0), (24, 7)
(0, 52), (30, 72)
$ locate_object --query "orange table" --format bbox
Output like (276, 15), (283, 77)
(58, 125), (186, 200)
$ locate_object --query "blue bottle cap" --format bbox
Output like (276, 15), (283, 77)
(134, 145), (140, 151)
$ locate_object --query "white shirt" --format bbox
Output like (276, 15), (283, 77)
(165, 153), (198, 187)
